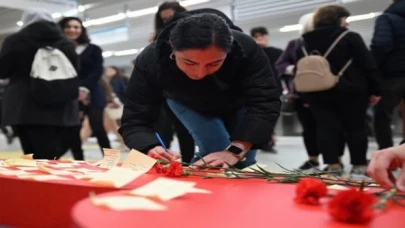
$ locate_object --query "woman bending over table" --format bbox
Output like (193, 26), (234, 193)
(119, 12), (281, 169)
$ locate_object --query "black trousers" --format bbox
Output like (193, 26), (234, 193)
(16, 125), (65, 159)
(154, 106), (195, 163)
(59, 107), (111, 160)
(306, 93), (368, 165)
(374, 76), (405, 149)
(295, 99), (345, 158)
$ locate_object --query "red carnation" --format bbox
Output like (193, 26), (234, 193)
(295, 178), (328, 205)
(166, 161), (184, 177)
(328, 189), (376, 224)
(154, 163), (166, 174)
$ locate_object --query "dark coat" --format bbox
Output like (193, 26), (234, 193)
(120, 10), (281, 153)
(78, 44), (107, 109)
(297, 26), (382, 96)
(0, 21), (80, 126)
(371, 0), (405, 75)
(110, 76), (128, 104)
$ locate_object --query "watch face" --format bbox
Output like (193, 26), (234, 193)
(227, 145), (243, 155)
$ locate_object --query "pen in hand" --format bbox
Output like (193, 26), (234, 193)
(155, 132), (169, 153)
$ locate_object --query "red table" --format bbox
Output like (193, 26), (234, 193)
(0, 162), (158, 228)
(71, 176), (405, 228)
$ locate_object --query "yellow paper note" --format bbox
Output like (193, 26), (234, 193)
(91, 195), (166, 211)
(19, 175), (69, 181)
(90, 167), (143, 188)
(121, 149), (156, 172)
(0, 170), (31, 176)
(100, 149), (121, 169)
(20, 154), (34, 160)
(4, 158), (37, 167)
(129, 178), (196, 201)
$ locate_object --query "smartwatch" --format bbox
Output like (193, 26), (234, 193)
(226, 145), (246, 161)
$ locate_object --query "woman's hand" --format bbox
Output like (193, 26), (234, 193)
(193, 151), (239, 168)
(367, 146), (405, 191)
(147, 146), (181, 162)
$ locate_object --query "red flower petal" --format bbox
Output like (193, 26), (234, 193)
(328, 189), (376, 224)
(294, 178), (328, 205)
(154, 163), (166, 174)
(166, 161), (184, 177)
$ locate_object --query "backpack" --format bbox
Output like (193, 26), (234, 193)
(30, 46), (79, 105)
(294, 30), (353, 92)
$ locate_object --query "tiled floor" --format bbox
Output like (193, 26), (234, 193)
(0, 133), (401, 173)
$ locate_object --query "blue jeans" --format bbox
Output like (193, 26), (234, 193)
(166, 98), (257, 169)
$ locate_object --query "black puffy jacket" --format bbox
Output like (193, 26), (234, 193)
(119, 9), (281, 153)
(371, 0), (405, 75)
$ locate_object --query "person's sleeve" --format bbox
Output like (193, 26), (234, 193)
(275, 40), (296, 78)
(118, 58), (162, 153)
(80, 45), (104, 92)
(59, 40), (79, 72)
(370, 14), (394, 69)
(230, 41), (281, 147)
(349, 32), (382, 96)
(0, 37), (15, 79)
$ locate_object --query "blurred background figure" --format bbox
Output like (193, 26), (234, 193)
(250, 26), (283, 153)
(0, 79), (14, 145)
(58, 17), (111, 159)
(371, 0), (405, 149)
(0, 8), (79, 159)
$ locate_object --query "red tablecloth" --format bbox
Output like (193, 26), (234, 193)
(71, 177), (405, 228)
(0, 162), (158, 228)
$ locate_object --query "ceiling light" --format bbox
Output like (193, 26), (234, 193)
(16, 21), (23, 26)
(114, 49), (139, 56)
(83, 13), (126, 27)
(347, 12), (381, 22)
(102, 51), (113, 58)
(279, 24), (302, 32)
(78, 5), (86, 12)
(180, 0), (210, 7)
(126, 6), (158, 18)
(52, 13), (62, 19)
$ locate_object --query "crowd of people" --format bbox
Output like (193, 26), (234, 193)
(0, 1), (405, 190)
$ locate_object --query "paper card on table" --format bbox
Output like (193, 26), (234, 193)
(0, 161), (7, 167)
(0, 170), (31, 176)
(19, 175), (69, 181)
(100, 149), (121, 169)
(0, 167), (8, 171)
(121, 149), (156, 173)
(242, 163), (268, 172)
(86, 160), (102, 166)
(91, 195), (166, 211)
(129, 178), (196, 201)
(188, 188), (211, 194)
(59, 158), (75, 163)
(16, 167), (39, 171)
(66, 168), (103, 174)
(89, 167), (143, 188)
(37, 165), (74, 175)
(4, 158), (37, 167)
(45, 163), (76, 168)
(73, 173), (104, 180)
(20, 154), (34, 160)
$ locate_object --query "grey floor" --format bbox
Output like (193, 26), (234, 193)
(0, 132), (401, 173)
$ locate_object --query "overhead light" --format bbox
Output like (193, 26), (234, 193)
(52, 13), (62, 19)
(83, 13), (126, 27)
(126, 6), (158, 18)
(16, 21), (23, 26)
(78, 5), (86, 12)
(84, 0), (211, 27)
(180, 0), (211, 7)
(279, 12), (382, 32)
(114, 49), (139, 56)
(102, 51), (113, 58)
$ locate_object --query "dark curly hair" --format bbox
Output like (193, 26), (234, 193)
(58, 17), (90, 44)
(250, 27), (268, 37)
(313, 5), (351, 28)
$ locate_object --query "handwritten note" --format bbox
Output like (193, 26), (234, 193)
(89, 167), (143, 188)
(129, 178), (197, 201)
(91, 195), (166, 211)
(121, 149), (156, 172)
(100, 149), (121, 169)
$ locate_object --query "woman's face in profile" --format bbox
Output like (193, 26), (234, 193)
(173, 45), (227, 80)
(106, 67), (117, 78)
(63, 19), (82, 41)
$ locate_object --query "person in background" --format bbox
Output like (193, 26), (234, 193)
(371, 0), (405, 149)
(0, 79), (15, 144)
(59, 17), (111, 158)
(105, 66), (128, 105)
(367, 144), (405, 191)
(276, 13), (346, 172)
(150, 1), (195, 163)
(120, 12), (280, 169)
(0, 8), (79, 159)
(296, 5), (381, 176)
(250, 27), (282, 153)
